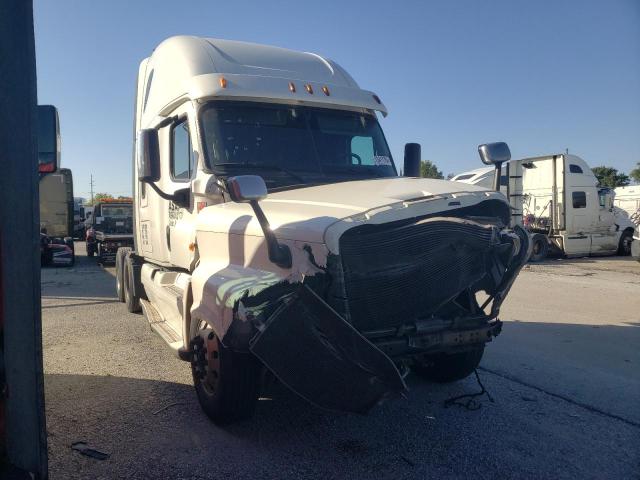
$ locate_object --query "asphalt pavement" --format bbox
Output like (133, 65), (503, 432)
(41, 243), (640, 479)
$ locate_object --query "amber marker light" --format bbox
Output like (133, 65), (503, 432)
(288, 82), (296, 93)
(322, 86), (330, 96)
(305, 84), (313, 94)
(219, 77), (227, 88)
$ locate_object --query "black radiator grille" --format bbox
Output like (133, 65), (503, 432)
(339, 217), (499, 332)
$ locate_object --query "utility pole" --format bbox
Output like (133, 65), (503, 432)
(90, 174), (95, 204)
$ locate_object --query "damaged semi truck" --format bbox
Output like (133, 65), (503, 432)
(116, 36), (530, 423)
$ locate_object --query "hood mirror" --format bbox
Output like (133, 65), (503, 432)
(478, 142), (511, 166)
(478, 142), (511, 191)
(226, 175), (290, 269)
(226, 175), (268, 202)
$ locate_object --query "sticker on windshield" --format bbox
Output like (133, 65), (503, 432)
(374, 155), (392, 166)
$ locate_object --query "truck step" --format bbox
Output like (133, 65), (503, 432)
(140, 299), (183, 353)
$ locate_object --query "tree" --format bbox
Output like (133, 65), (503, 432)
(87, 193), (114, 205)
(420, 160), (444, 179)
(630, 162), (640, 183)
(591, 166), (630, 188)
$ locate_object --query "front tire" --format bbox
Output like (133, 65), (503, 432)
(412, 345), (485, 383)
(618, 229), (633, 256)
(190, 320), (261, 425)
(529, 233), (549, 262)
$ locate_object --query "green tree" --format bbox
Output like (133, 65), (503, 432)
(629, 162), (640, 183)
(591, 166), (630, 188)
(420, 160), (444, 179)
(88, 193), (114, 205)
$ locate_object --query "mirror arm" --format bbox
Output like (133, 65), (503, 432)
(145, 181), (190, 209)
(249, 200), (292, 269)
(493, 161), (504, 192)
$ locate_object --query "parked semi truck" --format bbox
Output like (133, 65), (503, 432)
(86, 200), (134, 264)
(452, 155), (635, 261)
(116, 36), (529, 424)
(38, 105), (75, 266)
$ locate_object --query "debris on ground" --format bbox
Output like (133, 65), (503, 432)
(152, 402), (185, 415)
(71, 441), (110, 460)
(444, 370), (494, 410)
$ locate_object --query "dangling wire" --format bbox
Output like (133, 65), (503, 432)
(444, 369), (494, 411)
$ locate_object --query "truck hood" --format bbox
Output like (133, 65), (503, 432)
(197, 177), (504, 253)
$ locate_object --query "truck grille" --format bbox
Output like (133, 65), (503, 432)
(338, 216), (500, 332)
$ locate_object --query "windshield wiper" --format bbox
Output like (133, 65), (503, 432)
(214, 163), (307, 184)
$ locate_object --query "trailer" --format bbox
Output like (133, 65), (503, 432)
(38, 108), (75, 267)
(452, 155), (635, 261)
(614, 185), (640, 225)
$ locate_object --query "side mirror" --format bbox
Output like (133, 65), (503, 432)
(478, 142), (511, 166)
(37, 105), (61, 174)
(137, 129), (160, 182)
(478, 142), (511, 191)
(226, 175), (268, 203)
(226, 175), (291, 269)
(403, 143), (421, 177)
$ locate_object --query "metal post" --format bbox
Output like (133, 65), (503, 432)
(0, 0), (48, 477)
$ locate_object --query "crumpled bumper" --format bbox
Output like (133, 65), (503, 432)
(247, 224), (530, 414)
(249, 285), (407, 413)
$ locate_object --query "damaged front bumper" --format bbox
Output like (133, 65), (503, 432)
(235, 216), (530, 414)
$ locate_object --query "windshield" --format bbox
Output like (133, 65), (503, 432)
(101, 205), (133, 218)
(95, 204), (133, 234)
(199, 101), (396, 190)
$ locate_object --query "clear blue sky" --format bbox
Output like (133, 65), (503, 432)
(34, 0), (640, 199)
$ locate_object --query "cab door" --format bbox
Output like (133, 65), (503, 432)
(563, 190), (591, 255)
(166, 107), (197, 270)
(590, 189), (618, 254)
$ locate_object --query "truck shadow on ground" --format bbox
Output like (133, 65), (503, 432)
(533, 255), (639, 270)
(43, 371), (501, 479)
(44, 317), (640, 479)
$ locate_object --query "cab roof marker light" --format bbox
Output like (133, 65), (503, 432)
(322, 86), (330, 96)
(288, 82), (296, 93)
(305, 84), (313, 94)
(219, 77), (227, 88)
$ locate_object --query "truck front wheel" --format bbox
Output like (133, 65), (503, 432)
(618, 229), (633, 256)
(529, 233), (549, 262)
(412, 345), (485, 383)
(190, 320), (261, 424)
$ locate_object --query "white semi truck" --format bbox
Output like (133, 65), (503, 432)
(116, 36), (530, 423)
(452, 155), (635, 261)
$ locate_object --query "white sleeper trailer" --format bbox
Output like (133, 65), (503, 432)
(614, 185), (640, 225)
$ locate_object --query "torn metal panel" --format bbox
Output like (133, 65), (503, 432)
(337, 215), (507, 332)
(249, 285), (407, 414)
(190, 238), (328, 340)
